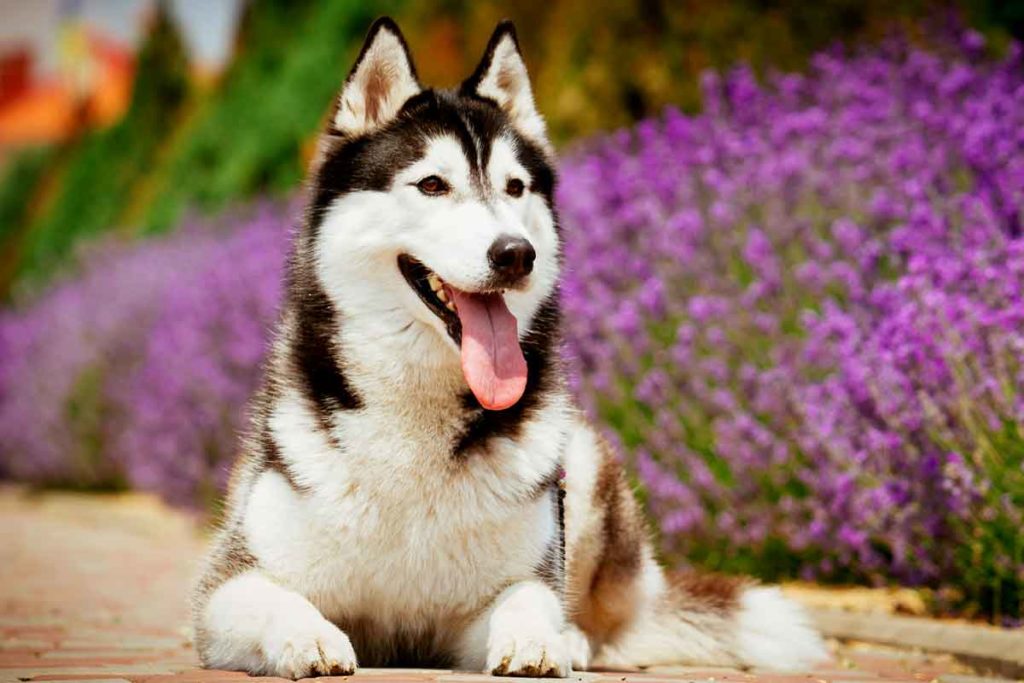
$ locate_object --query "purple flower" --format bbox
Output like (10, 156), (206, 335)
(557, 35), (1024, 615)
(0, 202), (291, 503)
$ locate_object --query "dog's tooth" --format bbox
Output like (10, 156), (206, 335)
(428, 274), (442, 292)
(445, 300), (456, 312)
(437, 288), (449, 303)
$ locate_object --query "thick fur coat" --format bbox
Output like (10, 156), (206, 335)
(192, 18), (827, 678)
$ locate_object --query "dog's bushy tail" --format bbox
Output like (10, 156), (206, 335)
(593, 571), (828, 671)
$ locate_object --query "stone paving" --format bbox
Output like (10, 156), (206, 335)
(0, 486), (1011, 683)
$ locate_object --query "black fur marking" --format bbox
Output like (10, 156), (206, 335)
(339, 617), (455, 668)
(453, 293), (561, 456)
(287, 258), (363, 421)
(515, 136), (557, 212)
(261, 426), (306, 492)
(311, 131), (427, 223)
(458, 18), (558, 209)
(312, 88), (547, 223)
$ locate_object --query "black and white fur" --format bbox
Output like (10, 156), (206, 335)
(192, 18), (827, 678)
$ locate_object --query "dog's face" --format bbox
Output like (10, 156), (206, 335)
(306, 19), (559, 411)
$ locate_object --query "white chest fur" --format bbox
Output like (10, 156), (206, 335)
(243, 385), (570, 632)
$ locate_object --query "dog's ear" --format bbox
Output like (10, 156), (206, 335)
(461, 21), (548, 148)
(332, 17), (421, 135)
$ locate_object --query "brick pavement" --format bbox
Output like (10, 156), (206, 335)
(0, 486), (1008, 683)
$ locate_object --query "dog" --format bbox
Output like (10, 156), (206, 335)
(191, 17), (827, 678)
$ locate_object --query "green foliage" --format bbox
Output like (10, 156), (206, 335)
(140, 0), (389, 234)
(0, 147), (53, 245)
(970, 0), (1024, 40)
(15, 4), (190, 283)
(951, 415), (1024, 622)
(404, 0), (982, 142)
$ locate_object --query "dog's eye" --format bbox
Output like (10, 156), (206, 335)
(417, 176), (449, 196)
(506, 178), (525, 198)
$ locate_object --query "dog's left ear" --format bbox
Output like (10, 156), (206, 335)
(333, 17), (421, 136)
(461, 21), (549, 149)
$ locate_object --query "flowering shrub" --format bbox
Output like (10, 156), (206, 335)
(1, 35), (1022, 619)
(0, 204), (289, 505)
(558, 34), (1024, 619)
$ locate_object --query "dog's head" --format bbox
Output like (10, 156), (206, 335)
(304, 18), (559, 411)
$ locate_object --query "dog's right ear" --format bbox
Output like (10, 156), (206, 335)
(332, 18), (421, 136)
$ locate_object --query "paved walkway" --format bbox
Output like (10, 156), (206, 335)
(0, 486), (1005, 683)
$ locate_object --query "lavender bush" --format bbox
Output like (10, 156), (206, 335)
(0, 34), (1021, 619)
(0, 204), (289, 505)
(558, 33), (1024, 619)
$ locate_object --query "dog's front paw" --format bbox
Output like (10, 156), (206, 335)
(487, 627), (570, 678)
(262, 614), (357, 679)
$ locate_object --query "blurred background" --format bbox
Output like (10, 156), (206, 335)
(0, 0), (1022, 626)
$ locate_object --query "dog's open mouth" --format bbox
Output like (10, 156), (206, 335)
(398, 254), (527, 411)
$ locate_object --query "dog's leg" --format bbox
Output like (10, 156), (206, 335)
(198, 571), (357, 679)
(456, 580), (571, 678)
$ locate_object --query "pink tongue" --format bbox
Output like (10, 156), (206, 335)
(449, 288), (527, 411)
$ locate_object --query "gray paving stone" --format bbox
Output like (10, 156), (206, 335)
(811, 608), (1024, 675)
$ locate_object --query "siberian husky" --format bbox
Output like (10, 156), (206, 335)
(192, 18), (827, 678)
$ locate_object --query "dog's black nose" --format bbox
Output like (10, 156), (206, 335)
(488, 235), (536, 283)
